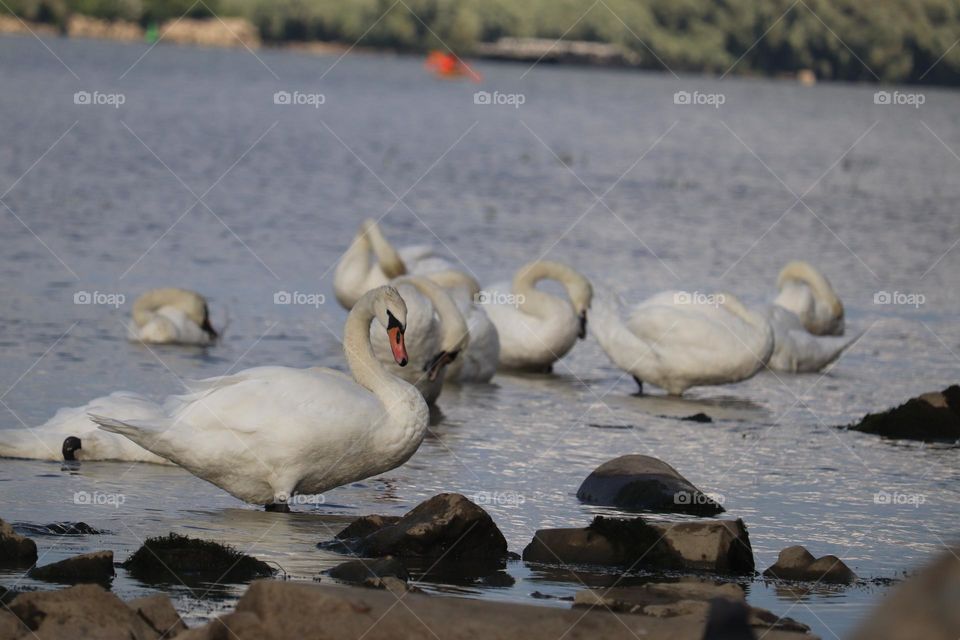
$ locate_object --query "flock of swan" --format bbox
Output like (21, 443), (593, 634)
(0, 219), (858, 510)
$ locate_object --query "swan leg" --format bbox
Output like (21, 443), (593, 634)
(632, 376), (644, 395)
(264, 503), (291, 513)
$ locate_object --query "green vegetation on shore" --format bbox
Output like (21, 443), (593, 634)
(5, 0), (960, 85)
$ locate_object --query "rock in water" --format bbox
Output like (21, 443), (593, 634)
(848, 546), (960, 640)
(577, 454), (724, 515)
(326, 493), (508, 562)
(123, 533), (274, 585)
(523, 516), (754, 574)
(328, 557), (409, 584)
(762, 546), (856, 584)
(0, 518), (37, 566)
(29, 550), (115, 585)
(849, 385), (960, 441)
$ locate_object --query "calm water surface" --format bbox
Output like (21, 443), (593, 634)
(1, 34), (959, 639)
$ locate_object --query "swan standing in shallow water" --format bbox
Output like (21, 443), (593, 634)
(590, 289), (774, 396)
(483, 261), (593, 372)
(333, 219), (458, 310)
(764, 261), (857, 372)
(91, 286), (428, 511)
(371, 276), (469, 404)
(129, 288), (218, 345)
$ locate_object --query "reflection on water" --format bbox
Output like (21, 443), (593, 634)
(0, 34), (959, 639)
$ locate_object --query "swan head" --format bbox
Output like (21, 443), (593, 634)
(62, 436), (82, 461)
(373, 286), (409, 366)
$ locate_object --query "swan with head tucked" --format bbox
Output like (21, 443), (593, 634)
(423, 270), (500, 383)
(590, 288), (774, 396)
(89, 286), (429, 510)
(370, 276), (469, 404)
(483, 261), (593, 372)
(333, 219), (459, 310)
(764, 261), (857, 372)
(129, 288), (218, 345)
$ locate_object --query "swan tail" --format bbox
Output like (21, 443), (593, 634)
(88, 414), (177, 461)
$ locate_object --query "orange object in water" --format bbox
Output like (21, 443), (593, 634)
(425, 50), (482, 82)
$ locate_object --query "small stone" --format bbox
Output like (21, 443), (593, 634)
(328, 557), (408, 584)
(28, 551), (115, 585)
(849, 385), (960, 441)
(763, 545), (856, 584)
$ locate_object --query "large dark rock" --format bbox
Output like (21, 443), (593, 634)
(326, 493), (508, 562)
(576, 454), (724, 515)
(0, 518), (37, 566)
(848, 546), (960, 640)
(28, 550), (115, 585)
(123, 533), (274, 585)
(523, 516), (754, 574)
(849, 385), (960, 441)
(0, 584), (161, 639)
(762, 546), (856, 584)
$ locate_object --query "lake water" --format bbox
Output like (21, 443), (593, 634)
(1, 34), (958, 639)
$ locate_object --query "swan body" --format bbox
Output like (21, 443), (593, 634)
(129, 288), (217, 345)
(371, 276), (469, 404)
(424, 270), (499, 383)
(483, 261), (593, 371)
(0, 392), (173, 464)
(333, 219), (458, 309)
(764, 261), (853, 372)
(590, 289), (774, 395)
(91, 287), (429, 507)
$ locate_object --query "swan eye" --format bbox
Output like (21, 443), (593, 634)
(386, 310), (404, 334)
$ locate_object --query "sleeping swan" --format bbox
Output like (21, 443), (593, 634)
(129, 288), (218, 345)
(424, 270), (499, 383)
(90, 286), (429, 511)
(590, 288), (774, 395)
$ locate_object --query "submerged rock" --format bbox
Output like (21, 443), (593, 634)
(326, 493), (508, 562)
(848, 546), (960, 640)
(17, 522), (106, 536)
(123, 533), (274, 585)
(181, 579), (813, 639)
(849, 385), (960, 441)
(327, 556), (409, 585)
(523, 516), (754, 574)
(28, 550), (115, 585)
(762, 546), (856, 584)
(0, 518), (37, 566)
(576, 454), (724, 515)
(0, 584), (162, 639)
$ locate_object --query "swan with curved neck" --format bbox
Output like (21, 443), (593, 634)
(424, 270), (499, 383)
(483, 260), (593, 372)
(90, 286), (429, 510)
(765, 261), (856, 372)
(130, 288), (218, 345)
(590, 288), (774, 395)
(371, 275), (469, 404)
(333, 219), (463, 310)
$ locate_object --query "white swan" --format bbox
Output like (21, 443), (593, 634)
(483, 261), (593, 372)
(333, 219), (458, 309)
(424, 270), (500, 383)
(590, 289), (774, 396)
(129, 288), (218, 345)
(371, 276), (469, 404)
(90, 286), (429, 510)
(765, 261), (857, 372)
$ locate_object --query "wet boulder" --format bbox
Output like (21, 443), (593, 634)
(334, 515), (400, 541)
(0, 518), (37, 566)
(523, 516), (754, 574)
(123, 533), (274, 585)
(577, 454), (724, 515)
(17, 522), (106, 536)
(0, 584), (160, 639)
(762, 546), (856, 584)
(326, 494), (508, 562)
(327, 556), (409, 584)
(849, 385), (960, 441)
(848, 546), (960, 640)
(128, 594), (188, 638)
(28, 550), (115, 585)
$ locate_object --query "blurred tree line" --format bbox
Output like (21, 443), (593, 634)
(5, 0), (960, 85)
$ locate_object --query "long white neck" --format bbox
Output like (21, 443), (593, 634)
(343, 295), (415, 408)
(399, 276), (469, 353)
(364, 220), (407, 278)
(425, 269), (482, 298)
(512, 261), (582, 318)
